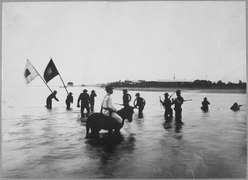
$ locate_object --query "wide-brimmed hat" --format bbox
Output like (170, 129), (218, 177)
(83, 89), (88, 92)
(135, 93), (140, 96)
(164, 93), (169, 96)
(176, 90), (181, 94)
(123, 89), (128, 93)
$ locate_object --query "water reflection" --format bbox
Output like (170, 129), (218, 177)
(163, 120), (183, 133)
(201, 111), (210, 118)
(175, 123), (183, 133)
(134, 118), (144, 129)
(84, 132), (136, 178)
(85, 132), (136, 152)
(2, 86), (246, 178)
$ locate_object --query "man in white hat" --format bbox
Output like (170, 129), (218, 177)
(101, 85), (122, 124)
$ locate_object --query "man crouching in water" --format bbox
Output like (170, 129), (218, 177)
(101, 85), (122, 124)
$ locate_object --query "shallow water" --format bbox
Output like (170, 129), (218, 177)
(2, 86), (247, 178)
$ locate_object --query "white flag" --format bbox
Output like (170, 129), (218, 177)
(24, 60), (39, 84)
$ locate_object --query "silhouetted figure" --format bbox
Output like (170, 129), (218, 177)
(66, 92), (73, 110)
(123, 89), (132, 107)
(172, 90), (184, 123)
(77, 89), (90, 117)
(46, 90), (59, 109)
(201, 97), (210, 111)
(89, 90), (97, 112)
(101, 85), (122, 124)
(230, 102), (242, 111)
(134, 93), (146, 118)
(160, 93), (173, 121)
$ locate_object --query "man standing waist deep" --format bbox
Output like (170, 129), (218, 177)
(172, 90), (184, 123)
(89, 90), (97, 112)
(77, 89), (90, 117)
(122, 89), (132, 107)
(46, 90), (59, 109)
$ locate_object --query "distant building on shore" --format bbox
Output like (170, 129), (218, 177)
(106, 79), (246, 89)
(67, 82), (74, 86)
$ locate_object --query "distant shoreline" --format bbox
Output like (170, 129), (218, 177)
(59, 85), (246, 94)
(113, 87), (246, 94)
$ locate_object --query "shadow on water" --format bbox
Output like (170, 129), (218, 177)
(86, 133), (123, 148)
(163, 119), (183, 133)
(85, 132), (136, 152)
(83, 132), (136, 178)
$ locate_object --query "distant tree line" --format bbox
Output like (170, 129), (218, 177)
(106, 80), (246, 89)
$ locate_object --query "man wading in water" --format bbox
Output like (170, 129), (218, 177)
(172, 90), (184, 123)
(77, 89), (90, 117)
(101, 85), (122, 124)
(201, 97), (210, 111)
(134, 93), (146, 118)
(66, 92), (73, 110)
(122, 89), (132, 107)
(160, 92), (173, 121)
(89, 90), (97, 112)
(46, 90), (59, 109)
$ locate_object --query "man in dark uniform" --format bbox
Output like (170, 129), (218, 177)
(230, 102), (242, 111)
(160, 93), (173, 121)
(172, 90), (184, 123)
(46, 90), (59, 109)
(77, 89), (90, 117)
(123, 89), (132, 107)
(201, 97), (210, 111)
(66, 92), (73, 110)
(89, 90), (97, 112)
(134, 93), (146, 118)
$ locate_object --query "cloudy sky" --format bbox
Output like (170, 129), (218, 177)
(2, 1), (246, 86)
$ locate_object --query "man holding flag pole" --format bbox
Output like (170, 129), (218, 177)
(43, 58), (69, 109)
(46, 90), (59, 109)
(24, 59), (59, 109)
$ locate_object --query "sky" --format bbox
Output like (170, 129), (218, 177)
(2, 1), (246, 87)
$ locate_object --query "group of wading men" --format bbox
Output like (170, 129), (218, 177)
(46, 85), (243, 125)
(45, 85), (146, 121)
(159, 90), (184, 123)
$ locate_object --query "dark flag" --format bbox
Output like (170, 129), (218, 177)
(43, 59), (59, 83)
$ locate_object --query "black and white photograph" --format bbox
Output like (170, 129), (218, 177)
(2, 1), (246, 179)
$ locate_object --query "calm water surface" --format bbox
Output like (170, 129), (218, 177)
(2, 86), (247, 178)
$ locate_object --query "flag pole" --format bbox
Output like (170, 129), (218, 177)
(27, 59), (53, 93)
(49, 58), (68, 95)
(58, 73), (69, 94)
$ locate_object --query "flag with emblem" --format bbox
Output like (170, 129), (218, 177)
(43, 59), (59, 83)
(24, 59), (39, 84)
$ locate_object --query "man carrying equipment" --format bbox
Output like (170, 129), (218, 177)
(134, 93), (146, 118)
